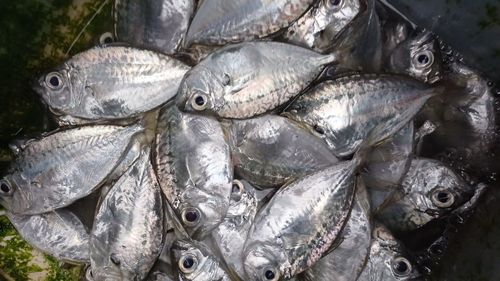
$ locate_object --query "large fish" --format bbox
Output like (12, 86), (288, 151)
(243, 158), (360, 280)
(154, 106), (232, 239)
(228, 115), (338, 188)
(33, 46), (190, 125)
(185, 0), (316, 46)
(7, 209), (90, 263)
(90, 149), (163, 281)
(284, 74), (439, 157)
(176, 41), (336, 119)
(0, 124), (143, 214)
(114, 0), (195, 54)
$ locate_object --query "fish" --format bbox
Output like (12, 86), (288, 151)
(33, 46), (190, 125)
(362, 122), (414, 212)
(154, 106), (233, 240)
(375, 157), (476, 232)
(114, 0), (195, 54)
(284, 0), (362, 52)
(90, 149), (163, 281)
(228, 115), (338, 188)
(176, 41), (336, 119)
(185, 0), (316, 46)
(356, 223), (422, 280)
(7, 209), (90, 263)
(301, 177), (371, 281)
(243, 158), (360, 280)
(386, 30), (443, 83)
(171, 239), (232, 281)
(284, 74), (440, 157)
(0, 124), (144, 214)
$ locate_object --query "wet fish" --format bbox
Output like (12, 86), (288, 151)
(386, 30), (443, 83)
(154, 106), (232, 239)
(33, 46), (190, 125)
(284, 74), (439, 157)
(243, 158), (359, 280)
(176, 41), (336, 118)
(185, 0), (315, 46)
(363, 122), (414, 212)
(284, 0), (362, 52)
(0, 124), (143, 214)
(356, 223), (422, 280)
(229, 115), (338, 188)
(114, 0), (195, 54)
(301, 178), (371, 281)
(171, 239), (232, 281)
(7, 209), (90, 263)
(90, 149), (163, 281)
(376, 157), (475, 232)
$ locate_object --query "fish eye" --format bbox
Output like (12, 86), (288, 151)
(231, 180), (245, 201)
(0, 180), (12, 195)
(45, 72), (64, 90)
(391, 256), (412, 277)
(313, 124), (325, 135)
(179, 254), (198, 274)
(109, 253), (121, 265)
(181, 207), (201, 226)
(263, 268), (279, 281)
(222, 73), (231, 86)
(412, 50), (434, 69)
(99, 32), (114, 45)
(330, 0), (342, 6)
(190, 93), (208, 111)
(431, 189), (455, 208)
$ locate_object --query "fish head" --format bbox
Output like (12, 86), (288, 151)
(388, 31), (442, 84)
(178, 197), (226, 240)
(33, 64), (85, 116)
(0, 174), (36, 214)
(176, 66), (224, 116)
(243, 242), (286, 281)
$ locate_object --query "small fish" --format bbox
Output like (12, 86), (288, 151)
(386, 30), (443, 83)
(90, 149), (163, 281)
(154, 106), (233, 239)
(284, 0), (362, 52)
(0, 124), (143, 214)
(356, 223), (422, 280)
(185, 0), (315, 46)
(176, 41), (336, 118)
(33, 46), (190, 125)
(7, 209), (90, 263)
(376, 157), (475, 232)
(284, 74), (439, 157)
(171, 239), (232, 281)
(229, 115), (338, 188)
(114, 0), (195, 54)
(243, 158), (360, 280)
(301, 178), (371, 281)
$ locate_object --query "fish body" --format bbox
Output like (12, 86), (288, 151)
(34, 46), (190, 124)
(0, 124), (143, 214)
(176, 41), (336, 118)
(154, 106), (232, 239)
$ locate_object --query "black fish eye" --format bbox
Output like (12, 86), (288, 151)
(264, 269), (276, 280)
(417, 54), (429, 64)
(313, 124), (325, 135)
(99, 32), (114, 45)
(0, 183), (10, 193)
(182, 208), (200, 225)
(330, 0), (342, 6)
(179, 254), (198, 273)
(195, 96), (205, 106)
(45, 72), (63, 90)
(183, 257), (194, 269)
(392, 256), (412, 276)
(431, 189), (455, 208)
(222, 73), (231, 86)
(191, 93), (208, 111)
(413, 50), (434, 69)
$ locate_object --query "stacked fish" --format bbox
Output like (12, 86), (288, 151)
(0, 0), (496, 280)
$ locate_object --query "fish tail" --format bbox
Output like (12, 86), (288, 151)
(317, 53), (338, 66)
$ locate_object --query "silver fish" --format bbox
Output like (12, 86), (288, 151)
(176, 41), (336, 118)
(7, 209), (90, 263)
(114, 0), (195, 54)
(376, 157), (475, 232)
(386, 30), (443, 83)
(90, 149), (163, 281)
(243, 159), (359, 280)
(154, 106), (232, 239)
(284, 74), (439, 157)
(301, 178), (371, 281)
(0, 124), (143, 214)
(284, 0), (362, 52)
(185, 0), (315, 46)
(171, 239), (232, 281)
(229, 115), (338, 188)
(363, 122), (414, 212)
(357, 223), (422, 281)
(33, 46), (190, 125)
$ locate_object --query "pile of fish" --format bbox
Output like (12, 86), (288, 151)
(1, 0), (497, 280)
